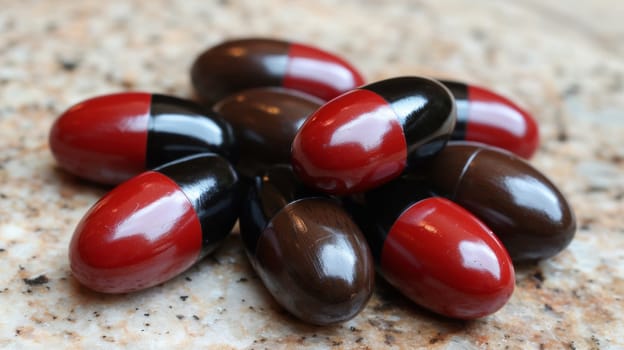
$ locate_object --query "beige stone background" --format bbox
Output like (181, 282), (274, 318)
(1, 0), (623, 349)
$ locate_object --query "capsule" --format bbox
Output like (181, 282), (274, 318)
(239, 165), (374, 325)
(213, 87), (323, 178)
(190, 38), (365, 105)
(291, 76), (456, 195)
(441, 80), (539, 158)
(425, 142), (576, 262)
(69, 153), (242, 293)
(49, 92), (237, 185)
(345, 178), (515, 319)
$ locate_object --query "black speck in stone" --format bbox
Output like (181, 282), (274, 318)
(0, 248), (5, 252)
(185, 276), (192, 281)
(58, 57), (79, 71)
(176, 315), (184, 320)
(192, 315), (200, 320)
(180, 295), (188, 301)
(544, 304), (554, 311)
(24, 274), (49, 286)
(562, 84), (581, 97)
(533, 270), (545, 288)
(237, 277), (248, 283)
(144, 313), (150, 317)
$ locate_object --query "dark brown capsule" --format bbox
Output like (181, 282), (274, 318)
(425, 142), (576, 262)
(190, 38), (365, 106)
(213, 87), (323, 178)
(239, 165), (374, 325)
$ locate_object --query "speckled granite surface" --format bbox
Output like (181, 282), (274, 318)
(1, 1), (623, 349)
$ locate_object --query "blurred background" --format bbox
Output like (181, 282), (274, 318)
(1, 1), (623, 348)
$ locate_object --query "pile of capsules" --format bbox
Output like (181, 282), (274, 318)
(49, 38), (576, 325)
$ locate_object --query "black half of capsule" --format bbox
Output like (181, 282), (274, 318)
(146, 94), (238, 169)
(343, 175), (434, 261)
(156, 152), (243, 255)
(437, 80), (469, 140)
(239, 165), (323, 254)
(363, 76), (457, 165)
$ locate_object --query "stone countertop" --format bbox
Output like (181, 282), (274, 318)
(1, 0), (623, 349)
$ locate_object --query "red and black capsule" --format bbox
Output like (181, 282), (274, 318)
(239, 165), (374, 325)
(49, 92), (237, 185)
(441, 80), (539, 158)
(190, 38), (365, 105)
(291, 76), (456, 195)
(69, 153), (242, 293)
(345, 177), (515, 319)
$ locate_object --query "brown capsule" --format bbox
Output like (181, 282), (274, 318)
(213, 87), (323, 178)
(239, 165), (374, 325)
(425, 142), (576, 262)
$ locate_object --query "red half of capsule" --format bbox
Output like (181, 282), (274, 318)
(49, 92), (151, 184)
(380, 197), (515, 319)
(291, 89), (408, 195)
(283, 42), (365, 101)
(69, 171), (202, 293)
(49, 92), (236, 185)
(69, 153), (241, 293)
(442, 80), (539, 158)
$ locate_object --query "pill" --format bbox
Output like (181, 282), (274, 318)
(425, 142), (576, 262)
(239, 165), (374, 325)
(213, 87), (323, 178)
(345, 178), (515, 319)
(190, 38), (364, 105)
(441, 80), (539, 158)
(291, 76), (456, 195)
(49, 92), (237, 185)
(69, 153), (242, 293)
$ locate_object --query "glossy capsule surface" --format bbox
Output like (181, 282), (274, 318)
(49, 92), (236, 185)
(69, 153), (242, 293)
(239, 166), (374, 325)
(291, 76), (456, 195)
(441, 80), (539, 158)
(425, 142), (576, 262)
(190, 38), (365, 105)
(213, 87), (323, 178)
(345, 179), (515, 319)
